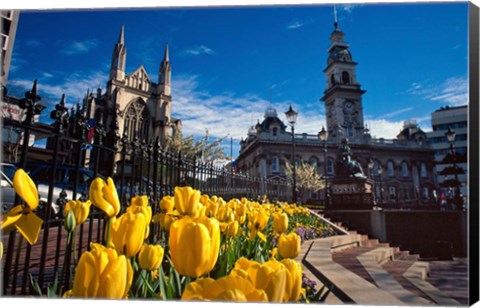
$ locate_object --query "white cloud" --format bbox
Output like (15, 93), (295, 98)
(9, 70), (108, 110)
(405, 76), (468, 106)
(171, 74), (326, 143)
(381, 107), (413, 119)
(287, 21), (303, 30)
(367, 119), (404, 139)
(60, 39), (99, 55)
(183, 45), (215, 56)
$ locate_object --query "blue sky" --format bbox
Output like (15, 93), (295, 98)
(5, 1), (469, 158)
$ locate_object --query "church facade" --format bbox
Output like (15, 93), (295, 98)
(75, 26), (181, 174)
(236, 21), (437, 208)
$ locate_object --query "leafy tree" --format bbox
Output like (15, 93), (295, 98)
(163, 129), (230, 164)
(284, 160), (325, 203)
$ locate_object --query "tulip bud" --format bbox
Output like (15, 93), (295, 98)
(272, 212), (289, 234)
(138, 244), (164, 271)
(64, 209), (77, 233)
(160, 195), (175, 213)
(278, 233), (301, 259)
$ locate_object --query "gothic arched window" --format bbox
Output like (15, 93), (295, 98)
(342, 71), (350, 84)
(125, 99), (151, 142)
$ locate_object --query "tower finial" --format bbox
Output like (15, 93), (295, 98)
(163, 43), (169, 62)
(334, 5), (338, 29)
(118, 24), (125, 44)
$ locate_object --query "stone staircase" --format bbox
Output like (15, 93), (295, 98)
(296, 212), (468, 306)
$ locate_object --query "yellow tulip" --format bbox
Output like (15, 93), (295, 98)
(169, 215), (220, 277)
(111, 212), (147, 257)
(174, 186), (204, 218)
(127, 196), (152, 238)
(247, 210), (269, 241)
(71, 243), (133, 299)
(89, 177), (120, 218)
(0, 242), (3, 261)
(138, 244), (164, 271)
(1, 169), (43, 245)
(226, 221), (239, 238)
(181, 274), (268, 302)
(280, 258), (302, 301)
(64, 200), (91, 225)
(233, 258), (287, 302)
(159, 195), (175, 213)
(272, 212), (289, 234)
(278, 233), (301, 259)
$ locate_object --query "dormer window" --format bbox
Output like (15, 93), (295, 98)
(272, 127), (278, 137)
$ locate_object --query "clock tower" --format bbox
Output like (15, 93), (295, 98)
(320, 16), (367, 144)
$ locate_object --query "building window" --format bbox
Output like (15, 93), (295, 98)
(387, 161), (394, 177)
(327, 159), (334, 175)
(373, 161), (380, 176)
(422, 187), (429, 199)
(272, 156), (279, 173)
(309, 157), (317, 167)
(388, 186), (397, 199)
(401, 162), (409, 177)
(342, 71), (350, 84)
(347, 124), (354, 137)
(330, 74), (335, 85)
(272, 127), (278, 137)
(420, 163), (427, 178)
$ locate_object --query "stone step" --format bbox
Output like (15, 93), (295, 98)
(304, 237), (406, 305)
(357, 248), (433, 306)
(403, 262), (462, 306)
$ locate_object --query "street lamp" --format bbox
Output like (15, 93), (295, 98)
(377, 163), (383, 205)
(285, 105), (298, 203)
(445, 127), (463, 211)
(318, 126), (329, 207)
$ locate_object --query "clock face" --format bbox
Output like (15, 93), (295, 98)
(343, 101), (355, 114)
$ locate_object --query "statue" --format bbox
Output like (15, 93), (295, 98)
(335, 138), (366, 179)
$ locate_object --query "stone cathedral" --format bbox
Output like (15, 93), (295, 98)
(85, 25), (181, 146)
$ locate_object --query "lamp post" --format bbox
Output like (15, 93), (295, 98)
(367, 158), (374, 203)
(377, 164), (383, 205)
(445, 127), (463, 211)
(318, 126), (329, 207)
(285, 105), (298, 203)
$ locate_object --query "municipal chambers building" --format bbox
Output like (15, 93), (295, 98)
(236, 21), (437, 207)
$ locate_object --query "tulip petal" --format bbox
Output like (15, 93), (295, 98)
(15, 212), (43, 245)
(1, 205), (24, 233)
(13, 169), (39, 210)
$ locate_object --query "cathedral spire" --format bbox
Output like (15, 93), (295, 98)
(118, 24), (125, 45)
(163, 43), (169, 62)
(109, 25), (126, 81)
(158, 43), (171, 96)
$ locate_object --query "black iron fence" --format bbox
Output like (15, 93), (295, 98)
(1, 81), (291, 296)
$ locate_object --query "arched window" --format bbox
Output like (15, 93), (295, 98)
(401, 162), (409, 177)
(125, 99), (151, 142)
(272, 156), (279, 173)
(309, 157), (317, 167)
(348, 124), (354, 137)
(342, 71), (350, 84)
(387, 161), (394, 177)
(327, 158), (334, 175)
(272, 127), (278, 137)
(420, 163), (427, 178)
(373, 161), (380, 176)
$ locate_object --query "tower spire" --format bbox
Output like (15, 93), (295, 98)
(334, 5), (338, 29)
(118, 24), (125, 45)
(163, 43), (169, 62)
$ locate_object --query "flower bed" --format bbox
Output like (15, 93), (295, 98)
(1, 170), (336, 302)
